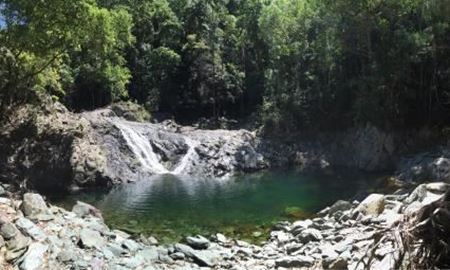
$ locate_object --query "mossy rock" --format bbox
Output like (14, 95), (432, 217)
(110, 101), (151, 122)
(283, 206), (308, 219)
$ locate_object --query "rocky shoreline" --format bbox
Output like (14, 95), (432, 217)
(0, 181), (447, 270)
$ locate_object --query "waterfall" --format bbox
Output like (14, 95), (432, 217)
(111, 118), (200, 176)
(172, 138), (199, 175)
(113, 120), (169, 174)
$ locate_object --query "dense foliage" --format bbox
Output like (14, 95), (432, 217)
(1, 0), (449, 131)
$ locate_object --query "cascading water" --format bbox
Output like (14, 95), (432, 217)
(111, 118), (199, 175)
(113, 120), (169, 174)
(172, 138), (199, 175)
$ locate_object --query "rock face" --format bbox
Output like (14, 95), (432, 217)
(0, 96), (111, 191)
(396, 150), (450, 183)
(83, 110), (268, 179)
(0, 97), (445, 191)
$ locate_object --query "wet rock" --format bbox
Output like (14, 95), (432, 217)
(356, 194), (385, 216)
(20, 243), (48, 270)
(186, 235), (210, 250)
(147, 236), (159, 245)
(79, 228), (105, 249)
(0, 185), (6, 196)
(72, 201), (103, 219)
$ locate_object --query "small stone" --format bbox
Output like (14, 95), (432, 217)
(147, 236), (158, 245)
(0, 185), (6, 196)
(20, 243), (48, 270)
(235, 240), (250, 247)
(1, 222), (19, 239)
(192, 250), (221, 267)
(0, 197), (12, 205)
(170, 252), (186, 260)
(122, 239), (141, 252)
(329, 200), (353, 215)
(328, 257), (348, 269)
(291, 219), (313, 235)
(252, 231), (263, 238)
(136, 247), (159, 262)
(271, 231), (290, 244)
(174, 243), (195, 257)
(79, 228), (105, 249)
(57, 250), (76, 262)
(297, 228), (323, 243)
(186, 235), (210, 250)
(275, 255), (314, 268)
(215, 233), (227, 244)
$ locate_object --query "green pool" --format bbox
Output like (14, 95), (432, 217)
(53, 170), (382, 243)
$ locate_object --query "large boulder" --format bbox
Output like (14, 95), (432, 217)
(356, 194), (385, 216)
(21, 193), (51, 220)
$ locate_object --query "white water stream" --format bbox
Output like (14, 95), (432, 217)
(113, 119), (198, 175)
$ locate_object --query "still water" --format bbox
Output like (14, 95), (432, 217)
(54, 170), (382, 243)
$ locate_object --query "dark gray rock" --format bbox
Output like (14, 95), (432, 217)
(275, 255), (314, 268)
(186, 235), (210, 250)
(297, 228), (323, 243)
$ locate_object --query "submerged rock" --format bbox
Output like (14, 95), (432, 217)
(72, 201), (103, 219)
